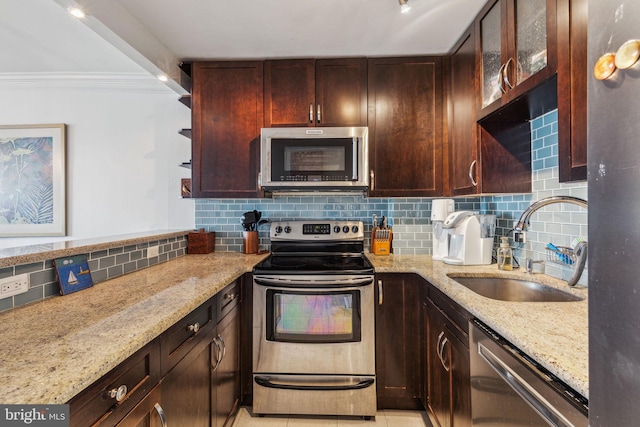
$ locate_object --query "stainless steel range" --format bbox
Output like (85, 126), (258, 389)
(252, 220), (376, 417)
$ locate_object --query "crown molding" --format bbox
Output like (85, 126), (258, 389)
(0, 72), (177, 94)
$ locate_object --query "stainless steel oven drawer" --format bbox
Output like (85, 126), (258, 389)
(252, 374), (377, 417)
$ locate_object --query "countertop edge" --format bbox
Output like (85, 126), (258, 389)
(0, 230), (192, 268)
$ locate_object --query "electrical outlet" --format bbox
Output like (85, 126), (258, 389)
(0, 274), (29, 299)
(147, 246), (159, 258)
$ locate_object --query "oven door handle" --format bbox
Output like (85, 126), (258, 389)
(254, 276), (374, 288)
(254, 376), (375, 391)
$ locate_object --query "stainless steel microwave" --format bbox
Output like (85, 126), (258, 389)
(260, 127), (369, 193)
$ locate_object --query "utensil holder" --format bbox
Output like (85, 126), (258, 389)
(243, 231), (259, 254)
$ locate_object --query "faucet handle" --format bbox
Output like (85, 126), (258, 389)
(525, 258), (545, 274)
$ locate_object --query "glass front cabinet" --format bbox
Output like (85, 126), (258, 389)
(476, 0), (557, 117)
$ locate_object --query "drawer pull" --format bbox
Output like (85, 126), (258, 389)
(187, 322), (200, 333)
(224, 293), (236, 301)
(108, 384), (128, 402)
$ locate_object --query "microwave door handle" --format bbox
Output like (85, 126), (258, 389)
(352, 138), (358, 180)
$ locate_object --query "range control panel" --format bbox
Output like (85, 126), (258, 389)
(270, 220), (364, 241)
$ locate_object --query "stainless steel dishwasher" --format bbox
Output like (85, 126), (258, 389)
(470, 320), (588, 426)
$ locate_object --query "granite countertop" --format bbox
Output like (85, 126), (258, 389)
(0, 252), (588, 406)
(368, 254), (589, 400)
(0, 252), (268, 405)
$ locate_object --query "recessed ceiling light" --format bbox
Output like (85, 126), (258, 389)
(68, 8), (86, 19)
(157, 75), (169, 82)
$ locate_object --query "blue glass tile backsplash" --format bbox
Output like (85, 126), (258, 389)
(195, 109), (587, 282)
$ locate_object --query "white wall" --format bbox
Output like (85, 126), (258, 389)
(0, 75), (194, 248)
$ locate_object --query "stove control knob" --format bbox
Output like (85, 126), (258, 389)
(333, 225), (341, 233)
(284, 226), (292, 233)
(342, 226), (350, 233)
(275, 226), (283, 234)
(352, 225), (359, 233)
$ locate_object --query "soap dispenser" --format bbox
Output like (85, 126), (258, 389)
(497, 237), (513, 270)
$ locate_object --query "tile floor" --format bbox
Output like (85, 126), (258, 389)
(231, 407), (432, 427)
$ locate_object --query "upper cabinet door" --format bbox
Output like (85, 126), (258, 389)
(191, 61), (264, 198)
(449, 25), (480, 196)
(264, 58), (367, 127)
(478, 0), (505, 111)
(315, 58), (368, 127)
(477, 0), (557, 118)
(368, 57), (444, 198)
(264, 59), (315, 127)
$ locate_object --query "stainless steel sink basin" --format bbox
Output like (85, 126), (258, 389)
(448, 276), (584, 302)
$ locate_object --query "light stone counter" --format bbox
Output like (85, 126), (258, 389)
(0, 252), (268, 405)
(368, 254), (589, 400)
(0, 251), (588, 407)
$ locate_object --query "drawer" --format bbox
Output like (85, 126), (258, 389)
(218, 280), (240, 320)
(68, 338), (161, 427)
(160, 297), (216, 373)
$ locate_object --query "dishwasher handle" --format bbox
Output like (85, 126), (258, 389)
(478, 342), (575, 427)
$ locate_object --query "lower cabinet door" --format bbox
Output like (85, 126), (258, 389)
(160, 336), (213, 427)
(375, 273), (423, 409)
(427, 302), (451, 427)
(212, 305), (240, 427)
(426, 297), (472, 427)
(116, 385), (164, 427)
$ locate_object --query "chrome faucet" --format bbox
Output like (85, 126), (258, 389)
(513, 196), (588, 241)
(514, 196), (588, 287)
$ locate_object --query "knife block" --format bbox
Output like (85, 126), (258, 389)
(371, 227), (392, 255)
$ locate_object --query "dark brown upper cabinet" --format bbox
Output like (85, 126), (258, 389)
(556, 0), (587, 182)
(191, 61), (264, 198)
(476, 0), (558, 119)
(264, 58), (367, 127)
(448, 25), (480, 196)
(368, 57), (445, 197)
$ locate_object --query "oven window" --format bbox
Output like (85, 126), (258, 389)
(266, 290), (361, 343)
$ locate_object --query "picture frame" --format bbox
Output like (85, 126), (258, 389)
(54, 254), (93, 295)
(0, 124), (66, 236)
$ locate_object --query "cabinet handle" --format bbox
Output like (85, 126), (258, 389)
(153, 403), (167, 427)
(317, 104), (321, 123)
(377, 280), (383, 305)
(187, 322), (200, 334)
(503, 58), (514, 90)
(211, 337), (222, 372)
(436, 332), (450, 372)
(468, 160), (478, 187)
(497, 63), (507, 94)
(224, 292), (236, 301)
(217, 334), (226, 363)
(370, 170), (375, 191)
(309, 104), (314, 123)
(108, 384), (128, 402)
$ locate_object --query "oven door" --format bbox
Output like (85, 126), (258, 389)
(253, 275), (375, 375)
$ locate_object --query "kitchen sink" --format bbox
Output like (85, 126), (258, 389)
(447, 275), (585, 302)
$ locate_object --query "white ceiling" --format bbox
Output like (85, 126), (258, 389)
(1, 0), (488, 91)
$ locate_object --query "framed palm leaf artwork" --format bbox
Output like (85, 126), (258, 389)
(0, 124), (66, 236)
